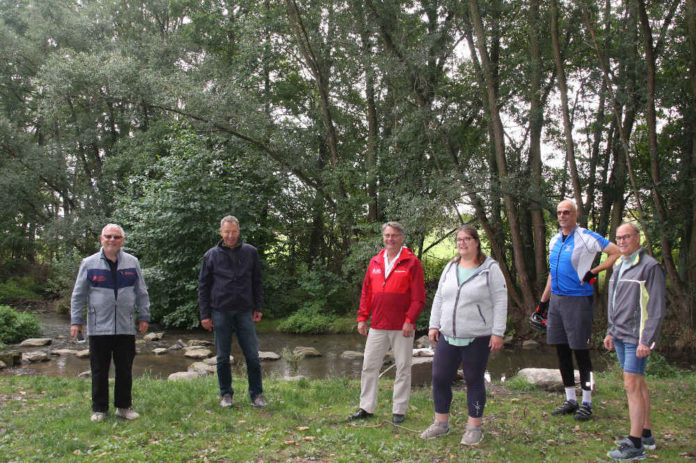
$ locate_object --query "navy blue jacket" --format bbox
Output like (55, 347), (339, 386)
(198, 239), (263, 320)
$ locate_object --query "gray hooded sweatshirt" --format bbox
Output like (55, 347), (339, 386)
(429, 256), (508, 339)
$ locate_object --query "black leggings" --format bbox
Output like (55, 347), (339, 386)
(556, 343), (592, 391)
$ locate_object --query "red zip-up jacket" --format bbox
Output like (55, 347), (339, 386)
(357, 247), (426, 330)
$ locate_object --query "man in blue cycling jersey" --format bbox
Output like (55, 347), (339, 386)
(540, 200), (620, 421)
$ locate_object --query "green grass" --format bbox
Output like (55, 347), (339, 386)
(1, 371), (695, 462)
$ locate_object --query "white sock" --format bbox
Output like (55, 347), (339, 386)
(565, 387), (577, 402)
(582, 389), (592, 405)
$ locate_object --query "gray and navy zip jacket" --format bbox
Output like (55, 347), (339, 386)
(606, 247), (665, 347)
(549, 226), (610, 297)
(429, 257), (508, 339)
(70, 248), (150, 336)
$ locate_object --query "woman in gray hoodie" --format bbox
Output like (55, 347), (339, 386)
(420, 225), (508, 446)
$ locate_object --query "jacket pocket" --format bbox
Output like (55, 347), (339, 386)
(476, 304), (487, 325)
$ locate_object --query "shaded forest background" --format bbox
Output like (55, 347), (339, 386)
(1, 0), (695, 346)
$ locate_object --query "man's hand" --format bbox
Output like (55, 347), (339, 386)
(489, 335), (503, 352)
(582, 271), (597, 285)
(253, 311), (262, 323)
(201, 318), (213, 331)
(428, 329), (440, 345)
(138, 321), (149, 334)
(357, 321), (368, 336)
(636, 343), (651, 358)
(603, 334), (614, 351)
(70, 324), (82, 339)
(401, 321), (414, 338)
(537, 299), (549, 314)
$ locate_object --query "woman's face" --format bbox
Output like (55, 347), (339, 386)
(456, 231), (478, 259)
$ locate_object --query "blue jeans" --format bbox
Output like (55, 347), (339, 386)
(212, 310), (263, 399)
(614, 339), (648, 375)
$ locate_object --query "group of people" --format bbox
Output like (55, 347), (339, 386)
(69, 202), (665, 461)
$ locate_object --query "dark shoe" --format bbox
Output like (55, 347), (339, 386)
(348, 408), (373, 421)
(551, 399), (579, 415)
(251, 394), (267, 408)
(392, 414), (404, 424)
(615, 436), (656, 451)
(220, 393), (233, 408)
(574, 403), (593, 421)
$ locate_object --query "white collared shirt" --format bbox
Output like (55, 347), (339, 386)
(383, 247), (403, 279)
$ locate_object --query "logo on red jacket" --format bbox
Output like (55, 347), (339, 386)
(372, 268), (382, 274)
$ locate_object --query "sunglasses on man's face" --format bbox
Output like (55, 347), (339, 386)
(557, 210), (573, 216)
(103, 234), (123, 240)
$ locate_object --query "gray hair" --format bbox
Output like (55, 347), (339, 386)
(381, 221), (405, 236)
(558, 199), (577, 212)
(619, 222), (641, 234)
(101, 223), (125, 238)
(220, 215), (240, 228)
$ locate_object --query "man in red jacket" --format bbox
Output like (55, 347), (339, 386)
(348, 222), (426, 424)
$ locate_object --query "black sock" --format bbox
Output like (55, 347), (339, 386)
(642, 429), (652, 438)
(629, 435), (642, 448)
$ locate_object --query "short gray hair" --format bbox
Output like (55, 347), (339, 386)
(381, 221), (405, 235)
(619, 222), (641, 234)
(558, 199), (577, 212)
(220, 215), (240, 228)
(101, 223), (125, 238)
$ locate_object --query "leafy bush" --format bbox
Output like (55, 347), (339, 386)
(645, 351), (680, 378)
(0, 277), (41, 303)
(0, 305), (42, 345)
(277, 307), (337, 334)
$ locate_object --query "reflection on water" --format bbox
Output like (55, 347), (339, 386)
(2, 311), (612, 382)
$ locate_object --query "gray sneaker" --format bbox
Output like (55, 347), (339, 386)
(420, 421), (450, 440)
(460, 425), (483, 446)
(115, 408), (140, 420)
(252, 394), (267, 408)
(220, 393), (233, 408)
(90, 412), (105, 422)
(608, 440), (646, 461)
(614, 436), (656, 451)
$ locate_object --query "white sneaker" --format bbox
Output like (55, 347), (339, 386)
(220, 394), (234, 408)
(115, 408), (140, 420)
(461, 425), (483, 446)
(90, 412), (105, 422)
(420, 421), (450, 439)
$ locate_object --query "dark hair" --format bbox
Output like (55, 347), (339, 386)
(454, 224), (487, 266)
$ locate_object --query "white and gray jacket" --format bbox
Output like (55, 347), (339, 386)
(429, 257), (508, 339)
(70, 248), (150, 336)
(607, 248), (665, 347)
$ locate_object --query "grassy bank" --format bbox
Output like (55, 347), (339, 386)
(1, 368), (695, 462)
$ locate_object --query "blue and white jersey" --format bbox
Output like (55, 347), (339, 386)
(549, 226), (610, 297)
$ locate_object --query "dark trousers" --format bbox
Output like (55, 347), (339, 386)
(432, 335), (491, 418)
(212, 309), (263, 399)
(89, 335), (136, 412)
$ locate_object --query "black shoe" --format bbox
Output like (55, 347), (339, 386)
(392, 414), (405, 424)
(551, 399), (579, 415)
(574, 403), (592, 421)
(348, 408), (373, 421)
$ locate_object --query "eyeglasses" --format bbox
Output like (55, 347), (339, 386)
(456, 237), (475, 243)
(383, 234), (402, 239)
(557, 210), (573, 216)
(103, 234), (123, 240)
(616, 234), (636, 242)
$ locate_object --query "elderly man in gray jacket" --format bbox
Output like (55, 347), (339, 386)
(70, 224), (150, 422)
(604, 223), (665, 461)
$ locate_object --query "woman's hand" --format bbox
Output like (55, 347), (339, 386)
(489, 335), (504, 352)
(428, 329), (440, 346)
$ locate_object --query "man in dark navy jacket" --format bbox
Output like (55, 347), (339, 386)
(198, 216), (265, 409)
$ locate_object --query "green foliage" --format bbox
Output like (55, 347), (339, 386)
(0, 277), (41, 303)
(115, 127), (283, 328)
(645, 351), (681, 378)
(277, 307), (337, 334)
(0, 305), (41, 345)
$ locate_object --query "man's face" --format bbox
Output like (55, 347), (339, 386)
(556, 201), (577, 231)
(383, 226), (404, 254)
(100, 226), (124, 254)
(220, 221), (241, 248)
(616, 224), (640, 257)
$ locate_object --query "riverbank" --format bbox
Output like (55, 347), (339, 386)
(1, 368), (695, 462)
